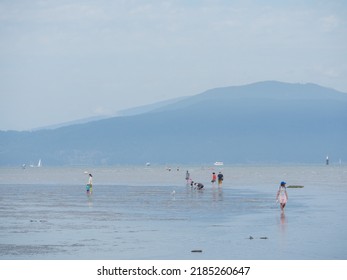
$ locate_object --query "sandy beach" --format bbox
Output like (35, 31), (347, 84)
(0, 165), (346, 260)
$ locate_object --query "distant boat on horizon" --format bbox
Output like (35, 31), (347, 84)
(214, 161), (224, 166)
(37, 159), (42, 167)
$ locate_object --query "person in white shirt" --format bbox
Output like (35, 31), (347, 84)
(87, 173), (93, 194)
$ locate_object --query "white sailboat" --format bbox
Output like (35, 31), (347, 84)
(37, 159), (42, 167)
(214, 161), (224, 166)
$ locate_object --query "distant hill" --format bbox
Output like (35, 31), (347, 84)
(1, 81), (346, 166)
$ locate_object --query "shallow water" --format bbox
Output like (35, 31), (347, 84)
(0, 165), (346, 259)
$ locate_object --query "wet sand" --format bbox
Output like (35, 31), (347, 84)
(0, 165), (346, 259)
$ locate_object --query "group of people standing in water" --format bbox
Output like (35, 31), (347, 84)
(185, 170), (224, 190)
(185, 170), (288, 213)
(86, 169), (288, 213)
(211, 171), (224, 187)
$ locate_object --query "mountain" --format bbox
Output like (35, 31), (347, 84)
(1, 81), (346, 166)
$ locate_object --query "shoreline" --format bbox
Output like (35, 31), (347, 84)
(0, 165), (346, 260)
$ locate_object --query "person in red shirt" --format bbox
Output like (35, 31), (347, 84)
(211, 172), (217, 186)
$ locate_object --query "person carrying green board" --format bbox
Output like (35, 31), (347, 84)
(86, 173), (93, 194)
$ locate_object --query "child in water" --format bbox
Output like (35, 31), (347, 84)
(276, 181), (288, 213)
(211, 172), (217, 186)
(185, 170), (190, 185)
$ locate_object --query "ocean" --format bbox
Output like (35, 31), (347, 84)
(0, 164), (346, 260)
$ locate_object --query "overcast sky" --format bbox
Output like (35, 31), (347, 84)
(1, 0), (346, 131)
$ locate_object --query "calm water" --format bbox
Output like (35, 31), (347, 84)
(0, 165), (346, 260)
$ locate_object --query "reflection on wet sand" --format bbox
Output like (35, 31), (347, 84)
(280, 212), (287, 234)
(212, 186), (224, 202)
(278, 212), (288, 252)
(87, 194), (93, 208)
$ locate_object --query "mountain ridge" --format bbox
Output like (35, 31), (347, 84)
(1, 81), (346, 166)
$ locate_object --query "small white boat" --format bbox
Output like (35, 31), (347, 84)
(214, 161), (224, 166)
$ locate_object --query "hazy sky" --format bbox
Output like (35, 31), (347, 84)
(1, 0), (346, 131)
